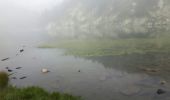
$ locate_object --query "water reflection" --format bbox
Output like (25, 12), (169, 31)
(87, 53), (170, 80)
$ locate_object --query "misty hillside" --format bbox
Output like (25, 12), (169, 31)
(43, 0), (170, 39)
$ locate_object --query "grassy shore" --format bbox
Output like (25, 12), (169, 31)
(0, 86), (80, 100)
(38, 34), (170, 57)
(0, 72), (81, 100)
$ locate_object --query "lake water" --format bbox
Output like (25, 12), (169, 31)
(0, 33), (170, 100)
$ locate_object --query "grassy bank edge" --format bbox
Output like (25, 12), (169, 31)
(38, 36), (170, 57)
(0, 86), (81, 100)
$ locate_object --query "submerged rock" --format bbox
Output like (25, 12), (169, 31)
(157, 89), (166, 95)
(121, 86), (141, 96)
(20, 76), (27, 79)
(160, 81), (167, 85)
(150, 69), (160, 72)
(11, 77), (17, 79)
(140, 68), (160, 72)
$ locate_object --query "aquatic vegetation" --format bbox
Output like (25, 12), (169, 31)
(38, 45), (57, 49)
(39, 35), (170, 57)
(0, 86), (81, 100)
(0, 71), (9, 89)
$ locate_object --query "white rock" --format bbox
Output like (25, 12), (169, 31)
(41, 68), (49, 73)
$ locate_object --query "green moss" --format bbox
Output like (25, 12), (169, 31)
(38, 35), (170, 57)
(0, 86), (81, 100)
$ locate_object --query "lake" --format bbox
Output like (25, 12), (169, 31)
(0, 32), (170, 100)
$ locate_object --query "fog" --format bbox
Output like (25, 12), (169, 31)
(40, 0), (170, 39)
(11, 0), (63, 12)
(0, 0), (63, 47)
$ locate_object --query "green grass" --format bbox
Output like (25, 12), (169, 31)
(0, 86), (81, 100)
(0, 71), (9, 89)
(38, 34), (170, 57)
(0, 72), (81, 100)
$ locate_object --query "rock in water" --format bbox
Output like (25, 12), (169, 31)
(157, 89), (166, 95)
(7, 69), (13, 72)
(16, 67), (22, 69)
(41, 68), (49, 73)
(20, 49), (24, 53)
(1, 58), (10, 61)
